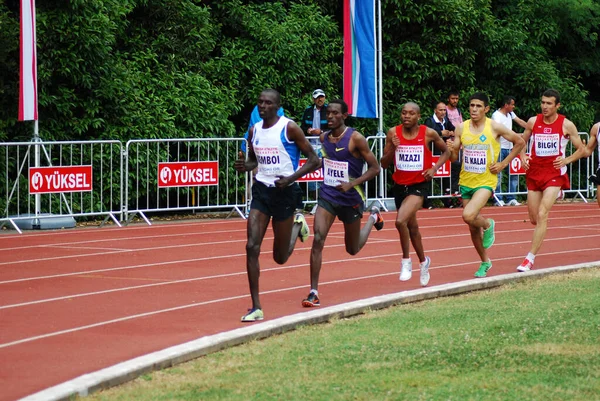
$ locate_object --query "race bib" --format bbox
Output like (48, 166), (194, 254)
(534, 133), (560, 157)
(323, 158), (349, 187)
(463, 148), (487, 174)
(395, 145), (424, 171)
(254, 147), (281, 175)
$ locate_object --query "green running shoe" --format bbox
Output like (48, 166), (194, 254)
(482, 218), (495, 249)
(295, 213), (310, 242)
(474, 261), (492, 278)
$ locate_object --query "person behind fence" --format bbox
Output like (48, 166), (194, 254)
(448, 92), (525, 278)
(381, 102), (451, 286)
(234, 89), (320, 322)
(424, 101), (456, 208)
(492, 95), (528, 206)
(585, 121), (600, 208)
(516, 89), (587, 272)
(446, 90), (464, 203)
(302, 99), (384, 307)
(301, 89), (328, 192)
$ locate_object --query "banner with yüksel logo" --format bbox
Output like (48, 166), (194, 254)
(296, 158), (323, 182)
(509, 154), (528, 175)
(157, 161), (219, 187)
(29, 166), (93, 194)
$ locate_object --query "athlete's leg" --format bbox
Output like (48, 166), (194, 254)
(528, 186), (561, 255)
(309, 206), (336, 291)
(461, 188), (492, 262)
(245, 208), (271, 310)
(271, 214), (298, 265)
(344, 208), (378, 255)
(526, 190), (542, 225)
(395, 195), (424, 258)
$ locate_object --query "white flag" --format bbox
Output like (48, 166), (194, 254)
(19, 0), (38, 121)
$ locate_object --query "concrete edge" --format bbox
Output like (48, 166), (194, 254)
(20, 261), (600, 401)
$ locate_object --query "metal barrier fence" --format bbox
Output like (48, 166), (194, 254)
(124, 138), (248, 225)
(1, 132), (597, 233)
(0, 139), (123, 232)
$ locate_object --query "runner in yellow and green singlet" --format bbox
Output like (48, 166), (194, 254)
(448, 93), (525, 278)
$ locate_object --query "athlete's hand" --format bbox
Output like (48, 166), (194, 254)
(391, 135), (400, 147)
(520, 154), (531, 171)
(336, 182), (354, 193)
(234, 152), (247, 172)
(553, 156), (567, 169)
(422, 167), (436, 181)
(274, 175), (292, 188)
(489, 161), (506, 175)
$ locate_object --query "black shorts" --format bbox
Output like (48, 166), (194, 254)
(318, 197), (364, 224)
(251, 181), (303, 221)
(393, 181), (430, 210)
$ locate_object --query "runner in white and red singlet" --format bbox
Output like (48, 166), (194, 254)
(585, 121), (600, 208)
(517, 89), (587, 272)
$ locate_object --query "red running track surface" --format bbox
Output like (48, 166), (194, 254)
(1, 203), (599, 400)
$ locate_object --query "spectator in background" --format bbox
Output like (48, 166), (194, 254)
(445, 91), (463, 203)
(424, 101), (456, 208)
(301, 89), (329, 137)
(492, 96), (528, 206)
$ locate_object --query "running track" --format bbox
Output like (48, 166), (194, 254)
(1, 203), (599, 401)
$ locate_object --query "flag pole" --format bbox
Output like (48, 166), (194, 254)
(377, 0), (383, 136)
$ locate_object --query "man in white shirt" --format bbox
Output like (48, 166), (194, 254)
(492, 96), (528, 206)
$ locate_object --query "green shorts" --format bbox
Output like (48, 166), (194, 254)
(459, 185), (494, 200)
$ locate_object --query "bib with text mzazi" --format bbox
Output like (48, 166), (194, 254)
(323, 158), (349, 186)
(534, 133), (560, 157)
(395, 145), (424, 171)
(254, 147), (281, 175)
(463, 146), (487, 174)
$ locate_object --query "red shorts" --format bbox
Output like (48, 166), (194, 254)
(526, 167), (570, 192)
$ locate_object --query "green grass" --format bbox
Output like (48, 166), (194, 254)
(86, 269), (600, 401)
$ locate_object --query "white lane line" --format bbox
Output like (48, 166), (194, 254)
(2, 233), (599, 309)
(2, 248), (598, 350)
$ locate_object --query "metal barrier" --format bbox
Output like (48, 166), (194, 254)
(0, 140), (123, 232)
(124, 138), (248, 225)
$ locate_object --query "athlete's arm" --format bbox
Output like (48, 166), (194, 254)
(489, 120), (525, 174)
(554, 119), (586, 169)
(448, 123), (463, 162)
(234, 126), (258, 172)
(424, 127), (450, 181)
(274, 121), (320, 188)
(380, 127), (399, 169)
(519, 116), (536, 170)
(337, 132), (380, 193)
(584, 122), (600, 157)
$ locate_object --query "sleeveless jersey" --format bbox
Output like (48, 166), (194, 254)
(459, 118), (500, 189)
(252, 116), (300, 187)
(319, 128), (365, 206)
(392, 125), (432, 186)
(529, 114), (568, 176)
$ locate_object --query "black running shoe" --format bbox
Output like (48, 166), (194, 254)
(370, 206), (384, 231)
(302, 292), (320, 307)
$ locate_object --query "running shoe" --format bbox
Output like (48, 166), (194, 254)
(295, 213), (310, 242)
(482, 219), (495, 249)
(399, 259), (412, 281)
(371, 206), (385, 231)
(241, 308), (264, 322)
(474, 260), (492, 278)
(517, 259), (534, 272)
(507, 199), (521, 206)
(302, 292), (320, 307)
(420, 256), (431, 287)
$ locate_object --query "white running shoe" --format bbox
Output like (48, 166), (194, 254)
(517, 258), (534, 272)
(399, 259), (412, 281)
(420, 256), (431, 287)
(507, 199), (521, 206)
